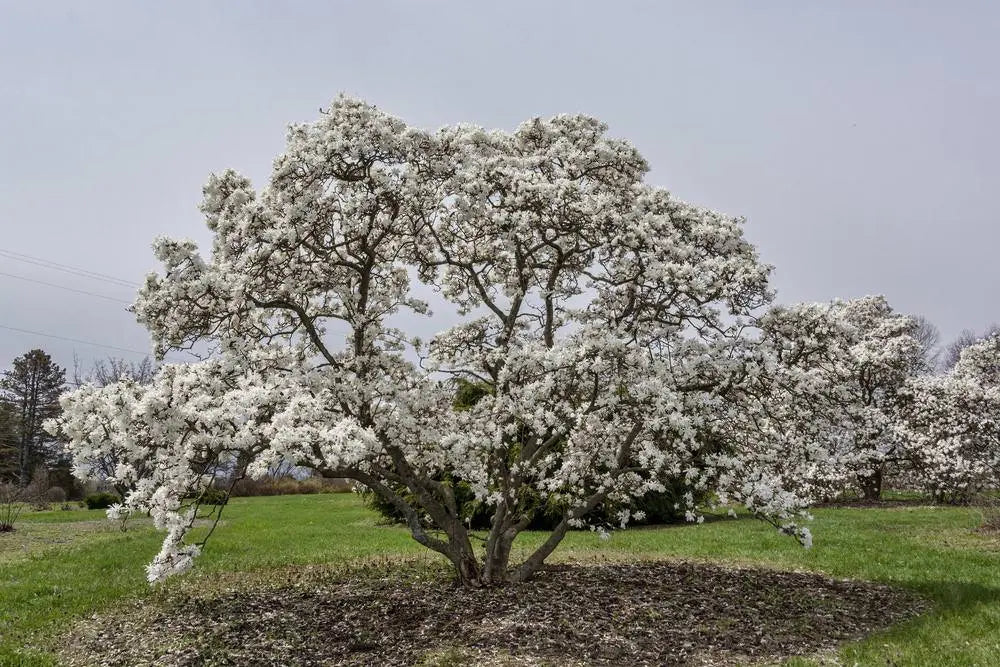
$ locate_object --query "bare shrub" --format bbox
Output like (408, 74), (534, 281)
(24, 466), (51, 510)
(0, 483), (25, 532)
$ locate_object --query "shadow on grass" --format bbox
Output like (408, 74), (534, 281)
(909, 579), (1000, 610)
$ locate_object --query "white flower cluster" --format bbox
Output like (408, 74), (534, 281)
(895, 336), (1000, 501)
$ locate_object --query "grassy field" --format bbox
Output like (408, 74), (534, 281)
(2, 494), (999, 666)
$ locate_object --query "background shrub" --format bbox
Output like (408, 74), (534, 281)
(229, 476), (352, 497)
(84, 492), (120, 510)
(189, 487), (229, 505)
(631, 478), (703, 525)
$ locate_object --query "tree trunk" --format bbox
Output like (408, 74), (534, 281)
(858, 465), (883, 501)
(511, 518), (570, 583)
(481, 536), (514, 585)
(453, 546), (484, 587)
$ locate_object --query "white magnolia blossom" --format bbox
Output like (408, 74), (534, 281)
(51, 97), (850, 586)
(896, 336), (1000, 501)
(749, 296), (923, 500)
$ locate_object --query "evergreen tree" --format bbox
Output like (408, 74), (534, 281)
(0, 401), (17, 482)
(0, 349), (66, 486)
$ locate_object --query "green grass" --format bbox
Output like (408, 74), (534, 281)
(2, 494), (999, 666)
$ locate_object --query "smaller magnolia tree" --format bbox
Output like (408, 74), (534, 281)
(896, 335), (1000, 502)
(747, 302), (864, 499)
(834, 297), (923, 500)
(749, 296), (923, 500)
(52, 97), (836, 587)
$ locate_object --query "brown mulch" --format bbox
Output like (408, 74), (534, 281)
(57, 561), (927, 666)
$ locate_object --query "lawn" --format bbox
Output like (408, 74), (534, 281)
(1, 494), (999, 666)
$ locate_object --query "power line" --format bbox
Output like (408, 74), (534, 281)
(0, 323), (189, 362)
(0, 247), (140, 289)
(0, 271), (132, 305)
(0, 247), (140, 287)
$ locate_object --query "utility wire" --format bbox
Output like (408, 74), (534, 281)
(0, 271), (133, 305)
(0, 251), (195, 366)
(0, 323), (189, 362)
(0, 247), (140, 288)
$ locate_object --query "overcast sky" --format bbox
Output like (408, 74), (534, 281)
(1, 1), (998, 373)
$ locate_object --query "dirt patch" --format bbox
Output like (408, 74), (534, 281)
(58, 561), (926, 666)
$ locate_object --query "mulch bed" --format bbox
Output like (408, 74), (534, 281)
(57, 561), (927, 666)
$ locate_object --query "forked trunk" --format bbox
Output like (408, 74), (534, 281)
(453, 548), (483, 587)
(858, 465), (884, 501)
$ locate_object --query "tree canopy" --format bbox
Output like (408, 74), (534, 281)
(53, 97), (988, 587)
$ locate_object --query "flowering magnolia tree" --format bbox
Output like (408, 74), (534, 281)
(745, 302), (869, 498)
(897, 335), (1000, 502)
(755, 296), (922, 500)
(52, 97), (827, 587)
(829, 296), (922, 499)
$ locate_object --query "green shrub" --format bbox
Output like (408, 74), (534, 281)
(452, 378), (491, 410)
(84, 492), (120, 510)
(192, 487), (229, 506)
(631, 478), (703, 524)
(229, 476), (352, 497)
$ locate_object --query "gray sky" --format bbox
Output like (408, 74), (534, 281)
(1, 1), (998, 373)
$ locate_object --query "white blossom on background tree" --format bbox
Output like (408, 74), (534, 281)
(52, 97), (832, 587)
(897, 335), (1000, 502)
(833, 297), (923, 500)
(69, 355), (157, 498)
(749, 296), (922, 500)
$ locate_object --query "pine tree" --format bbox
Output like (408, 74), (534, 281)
(0, 349), (66, 486)
(0, 401), (17, 482)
